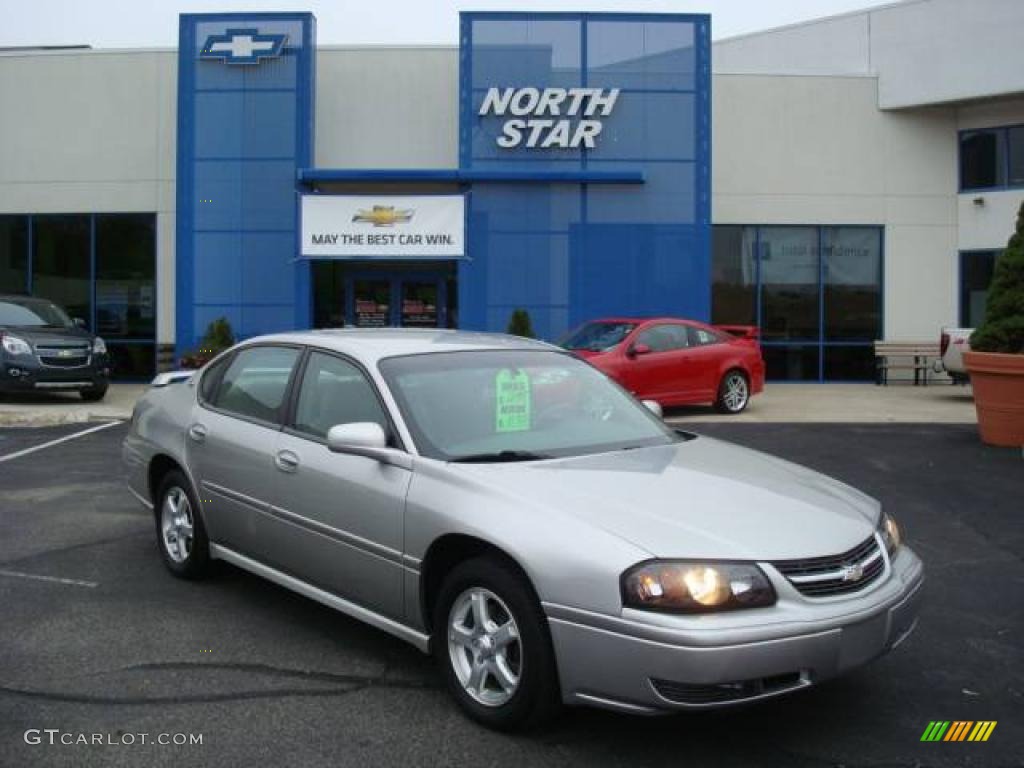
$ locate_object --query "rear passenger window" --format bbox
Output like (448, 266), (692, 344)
(293, 352), (389, 439)
(211, 346), (299, 424)
(687, 327), (721, 347)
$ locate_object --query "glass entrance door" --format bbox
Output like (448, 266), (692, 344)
(351, 279), (391, 328)
(344, 271), (448, 328)
(399, 280), (440, 327)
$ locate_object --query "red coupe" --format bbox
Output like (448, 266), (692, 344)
(560, 317), (765, 413)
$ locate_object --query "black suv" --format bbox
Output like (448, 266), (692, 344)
(0, 295), (110, 401)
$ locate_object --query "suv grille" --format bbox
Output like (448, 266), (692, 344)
(35, 343), (91, 368)
(772, 535), (884, 597)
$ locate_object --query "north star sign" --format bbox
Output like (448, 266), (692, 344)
(479, 87), (621, 149)
(199, 28), (287, 64)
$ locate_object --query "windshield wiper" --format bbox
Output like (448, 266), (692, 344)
(449, 450), (553, 463)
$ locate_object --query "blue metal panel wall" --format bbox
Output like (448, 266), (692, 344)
(459, 13), (711, 340)
(176, 13), (315, 356)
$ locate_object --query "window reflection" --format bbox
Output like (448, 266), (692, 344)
(32, 215), (91, 325)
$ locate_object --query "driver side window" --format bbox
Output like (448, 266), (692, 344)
(636, 324), (688, 353)
(293, 351), (390, 440)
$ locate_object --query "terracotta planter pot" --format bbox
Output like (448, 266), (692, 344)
(963, 350), (1024, 447)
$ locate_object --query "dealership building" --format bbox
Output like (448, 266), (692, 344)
(1, 0), (1022, 381)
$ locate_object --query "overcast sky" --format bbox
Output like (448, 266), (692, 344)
(0, 0), (898, 49)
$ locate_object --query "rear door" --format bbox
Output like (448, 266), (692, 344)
(186, 345), (301, 558)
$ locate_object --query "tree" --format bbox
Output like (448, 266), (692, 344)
(971, 201), (1024, 354)
(506, 309), (536, 339)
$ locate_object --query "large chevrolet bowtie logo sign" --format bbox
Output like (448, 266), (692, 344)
(199, 28), (287, 65)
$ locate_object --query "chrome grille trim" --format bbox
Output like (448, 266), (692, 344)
(772, 535), (885, 597)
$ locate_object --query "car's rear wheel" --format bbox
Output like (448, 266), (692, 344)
(433, 555), (560, 731)
(80, 384), (107, 402)
(715, 369), (750, 414)
(155, 469), (210, 579)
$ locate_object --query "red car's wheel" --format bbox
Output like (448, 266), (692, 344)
(715, 369), (750, 414)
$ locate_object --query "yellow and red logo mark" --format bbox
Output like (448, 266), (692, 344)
(920, 721), (997, 742)
(352, 206), (414, 227)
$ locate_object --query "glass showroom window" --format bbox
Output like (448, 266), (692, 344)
(0, 216), (28, 294)
(0, 213), (156, 379)
(960, 250), (999, 328)
(958, 125), (1024, 190)
(712, 225), (882, 381)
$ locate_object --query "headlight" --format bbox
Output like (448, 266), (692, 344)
(622, 561), (776, 614)
(93, 337), (107, 355)
(1, 334), (31, 356)
(880, 513), (902, 556)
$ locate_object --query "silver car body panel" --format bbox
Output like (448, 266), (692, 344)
(124, 329), (924, 714)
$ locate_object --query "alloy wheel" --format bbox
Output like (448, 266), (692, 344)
(723, 373), (749, 412)
(161, 486), (194, 563)
(447, 587), (522, 707)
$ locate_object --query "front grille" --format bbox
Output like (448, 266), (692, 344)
(36, 344), (91, 369)
(652, 672), (803, 705)
(773, 535), (884, 597)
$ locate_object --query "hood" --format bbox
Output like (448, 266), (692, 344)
(448, 437), (880, 561)
(2, 326), (93, 346)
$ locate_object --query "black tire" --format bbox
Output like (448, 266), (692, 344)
(433, 555), (561, 731)
(80, 385), (108, 402)
(715, 369), (750, 414)
(154, 469), (211, 579)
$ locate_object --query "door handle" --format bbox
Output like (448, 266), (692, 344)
(187, 423), (208, 443)
(275, 450), (300, 473)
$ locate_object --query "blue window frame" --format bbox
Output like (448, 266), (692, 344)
(959, 124), (1024, 192)
(712, 224), (883, 382)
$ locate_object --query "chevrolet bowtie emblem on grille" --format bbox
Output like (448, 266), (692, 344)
(57, 349), (76, 358)
(352, 206), (414, 227)
(199, 28), (287, 65)
(840, 563), (864, 582)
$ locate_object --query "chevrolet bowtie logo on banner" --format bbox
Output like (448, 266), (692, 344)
(352, 206), (415, 227)
(199, 28), (287, 65)
(920, 721), (997, 742)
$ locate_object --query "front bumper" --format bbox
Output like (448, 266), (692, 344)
(546, 546), (924, 714)
(1, 356), (109, 393)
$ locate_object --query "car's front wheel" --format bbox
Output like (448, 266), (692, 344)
(80, 384), (107, 402)
(434, 555), (560, 731)
(155, 470), (210, 579)
(715, 369), (750, 414)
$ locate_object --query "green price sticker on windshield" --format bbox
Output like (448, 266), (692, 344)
(495, 369), (531, 433)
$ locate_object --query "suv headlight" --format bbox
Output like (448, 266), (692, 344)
(622, 561), (776, 614)
(880, 513), (902, 556)
(93, 337), (107, 355)
(1, 334), (31, 356)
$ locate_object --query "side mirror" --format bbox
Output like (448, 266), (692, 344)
(628, 343), (652, 358)
(326, 422), (411, 469)
(73, 317), (86, 328)
(641, 399), (663, 419)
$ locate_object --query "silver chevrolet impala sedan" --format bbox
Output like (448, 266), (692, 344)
(123, 329), (923, 730)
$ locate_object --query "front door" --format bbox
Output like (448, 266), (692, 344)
(347, 271), (447, 328)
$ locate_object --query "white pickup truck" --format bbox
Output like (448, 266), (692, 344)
(938, 327), (973, 383)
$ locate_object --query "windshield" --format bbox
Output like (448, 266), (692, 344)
(559, 321), (636, 352)
(379, 350), (679, 462)
(0, 299), (73, 328)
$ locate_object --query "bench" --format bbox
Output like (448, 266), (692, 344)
(874, 341), (941, 386)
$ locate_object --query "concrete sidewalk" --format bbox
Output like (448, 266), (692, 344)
(0, 384), (145, 426)
(0, 381), (978, 427)
(665, 383), (977, 424)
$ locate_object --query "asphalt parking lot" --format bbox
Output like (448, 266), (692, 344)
(0, 422), (1020, 767)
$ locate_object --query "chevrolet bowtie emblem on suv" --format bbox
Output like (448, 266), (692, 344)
(840, 563), (864, 582)
(199, 29), (287, 65)
(352, 206), (414, 227)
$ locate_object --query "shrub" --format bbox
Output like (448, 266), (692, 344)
(970, 201), (1024, 354)
(506, 309), (536, 339)
(179, 317), (236, 368)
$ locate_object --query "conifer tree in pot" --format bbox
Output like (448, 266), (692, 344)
(506, 309), (536, 339)
(963, 201), (1024, 447)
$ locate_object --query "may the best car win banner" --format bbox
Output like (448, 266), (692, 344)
(301, 195), (465, 258)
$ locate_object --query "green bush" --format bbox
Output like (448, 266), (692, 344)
(971, 202), (1024, 354)
(180, 317), (236, 368)
(506, 308), (536, 339)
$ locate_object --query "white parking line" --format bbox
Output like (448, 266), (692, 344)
(0, 420), (121, 464)
(0, 568), (98, 588)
